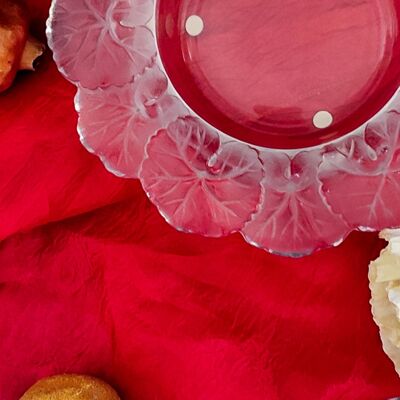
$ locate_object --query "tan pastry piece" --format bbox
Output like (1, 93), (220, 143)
(20, 374), (121, 400)
(369, 229), (400, 375)
(0, 0), (44, 92)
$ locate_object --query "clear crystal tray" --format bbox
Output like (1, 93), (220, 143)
(47, 0), (400, 256)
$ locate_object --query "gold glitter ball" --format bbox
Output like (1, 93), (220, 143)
(20, 374), (121, 400)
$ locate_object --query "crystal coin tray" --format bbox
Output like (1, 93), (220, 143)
(47, 0), (400, 256)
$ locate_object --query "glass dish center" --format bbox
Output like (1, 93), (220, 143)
(156, 0), (400, 149)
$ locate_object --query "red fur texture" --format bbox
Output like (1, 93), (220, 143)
(1, 1), (400, 399)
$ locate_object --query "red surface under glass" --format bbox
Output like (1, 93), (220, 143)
(156, 0), (400, 149)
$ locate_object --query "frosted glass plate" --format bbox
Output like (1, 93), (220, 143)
(47, 0), (400, 256)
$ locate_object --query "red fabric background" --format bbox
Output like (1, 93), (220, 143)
(1, 1), (400, 399)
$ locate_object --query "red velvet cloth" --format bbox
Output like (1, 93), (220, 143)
(1, 2), (400, 399)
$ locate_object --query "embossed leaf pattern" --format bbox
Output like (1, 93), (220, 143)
(114, 0), (154, 27)
(76, 66), (187, 178)
(140, 117), (263, 237)
(242, 151), (349, 255)
(48, 0), (400, 255)
(48, 0), (155, 89)
(320, 112), (400, 230)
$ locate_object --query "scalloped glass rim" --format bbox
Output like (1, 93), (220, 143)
(46, 0), (400, 256)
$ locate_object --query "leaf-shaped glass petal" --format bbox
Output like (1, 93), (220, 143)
(320, 112), (400, 230)
(140, 117), (263, 237)
(47, 0), (156, 89)
(242, 151), (349, 256)
(76, 66), (187, 178)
